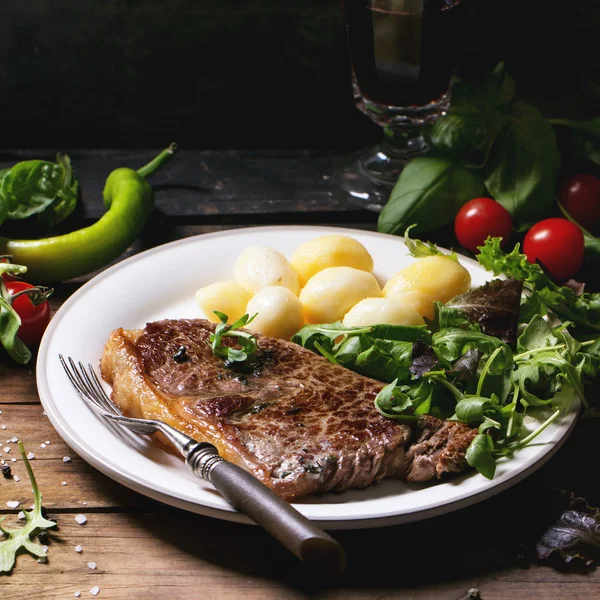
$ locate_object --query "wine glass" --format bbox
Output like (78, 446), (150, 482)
(339, 0), (467, 211)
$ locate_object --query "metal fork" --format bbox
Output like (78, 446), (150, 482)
(59, 355), (345, 575)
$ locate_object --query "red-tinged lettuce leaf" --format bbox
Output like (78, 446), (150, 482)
(409, 340), (439, 379)
(447, 348), (483, 383)
(535, 490), (600, 572)
(446, 278), (523, 346)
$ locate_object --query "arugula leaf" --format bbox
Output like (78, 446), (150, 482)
(465, 433), (496, 479)
(433, 327), (513, 375)
(0, 443), (57, 573)
(209, 312), (259, 363)
(378, 156), (485, 236)
(477, 237), (600, 334)
(374, 379), (420, 420)
(291, 322), (372, 353)
(517, 314), (558, 353)
(484, 101), (561, 227)
(446, 278), (523, 345)
(455, 395), (499, 423)
(446, 348), (483, 383)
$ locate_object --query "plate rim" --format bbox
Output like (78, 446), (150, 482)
(36, 224), (580, 529)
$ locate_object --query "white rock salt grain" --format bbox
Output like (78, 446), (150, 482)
(40, 443), (46, 449)
(27, 452), (34, 460)
(17, 511), (26, 520)
(75, 514), (87, 525)
(6, 501), (19, 508)
(0, 425), (5, 430)
(63, 456), (72, 463)
(42, 545), (49, 553)
(3, 447), (10, 453)
(10, 437), (18, 443)
(13, 475), (20, 482)
(75, 545), (83, 553)
(11, 458), (16, 462)
(90, 586), (100, 596)
(88, 562), (97, 570)
(45, 440), (50, 445)
(62, 481), (67, 486)
(74, 593), (81, 598)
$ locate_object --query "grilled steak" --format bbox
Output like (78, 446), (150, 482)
(100, 319), (476, 500)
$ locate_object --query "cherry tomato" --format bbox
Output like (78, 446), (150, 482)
(454, 197), (513, 252)
(560, 173), (600, 232)
(4, 281), (51, 346)
(523, 218), (584, 281)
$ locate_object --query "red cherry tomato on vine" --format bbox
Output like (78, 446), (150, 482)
(454, 197), (513, 253)
(4, 281), (51, 346)
(560, 173), (600, 232)
(523, 218), (584, 281)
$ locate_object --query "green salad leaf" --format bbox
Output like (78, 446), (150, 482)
(209, 311), (259, 363)
(0, 443), (57, 573)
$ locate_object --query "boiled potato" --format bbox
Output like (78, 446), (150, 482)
(383, 256), (471, 306)
(300, 266), (381, 324)
(195, 280), (251, 323)
(342, 297), (424, 327)
(234, 246), (300, 295)
(381, 288), (438, 321)
(245, 286), (305, 340)
(291, 235), (374, 286)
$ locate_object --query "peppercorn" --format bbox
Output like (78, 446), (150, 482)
(37, 531), (50, 545)
(1, 464), (12, 478)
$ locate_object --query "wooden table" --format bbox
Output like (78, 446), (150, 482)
(1, 149), (599, 599)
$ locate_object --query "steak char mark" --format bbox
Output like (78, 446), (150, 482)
(100, 319), (477, 500)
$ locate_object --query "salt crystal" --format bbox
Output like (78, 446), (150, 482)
(27, 452), (34, 460)
(75, 545), (83, 553)
(63, 456), (72, 463)
(6, 501), (19, 508)
(90, 586), (100, 596)
(3, 447), (10, 453)
(75, 514), (87, 525)
(88, 562), (97, 570)
(42, 545), (49, 553)
(42, 411), (47, 416)
(0, 460), (4, 465)
(40, 443), (46, 449)
(10, 437), (18, 443)
(74, 593), (81, 598)
(0, 410), (2, 414)
(45, 441), (50, 445)
(0, 425), (5, 430)
(11, 458), (16, 462)
(17, 511), (25, 520)
(13, 475), (20, 482)
(62, 481), (67, 486)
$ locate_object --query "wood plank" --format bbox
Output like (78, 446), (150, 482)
(1, 511), (598, 600)
(0, 150), (378, 219)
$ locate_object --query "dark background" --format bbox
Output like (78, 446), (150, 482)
(2, 0), (599, 151)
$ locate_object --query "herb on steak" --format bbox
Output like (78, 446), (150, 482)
(0, 443), (56, 573)
(209, 312), (259, 363)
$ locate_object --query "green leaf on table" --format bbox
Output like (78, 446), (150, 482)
(377, 156), (485, 236)
(484, 101), (561, 227)
(0, 443), (57, 573)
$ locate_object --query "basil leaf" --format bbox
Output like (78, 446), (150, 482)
(466, 433), (496, 479)
(2, 160), (66, 220)
(378, 156), (485, 235)
(552, 117), (600, 167)
(484, 102), (560, 227)
(36, 154), (79, 230)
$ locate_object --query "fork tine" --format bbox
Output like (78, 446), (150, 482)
(60, 355), (109, 415)
(80, 362), (121, 416)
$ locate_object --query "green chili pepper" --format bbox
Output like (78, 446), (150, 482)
(0, 143), (176, 283)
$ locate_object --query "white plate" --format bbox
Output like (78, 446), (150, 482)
(37, 226), (579, 529)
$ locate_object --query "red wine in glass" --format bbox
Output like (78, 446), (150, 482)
(340, 0), (471, 210)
